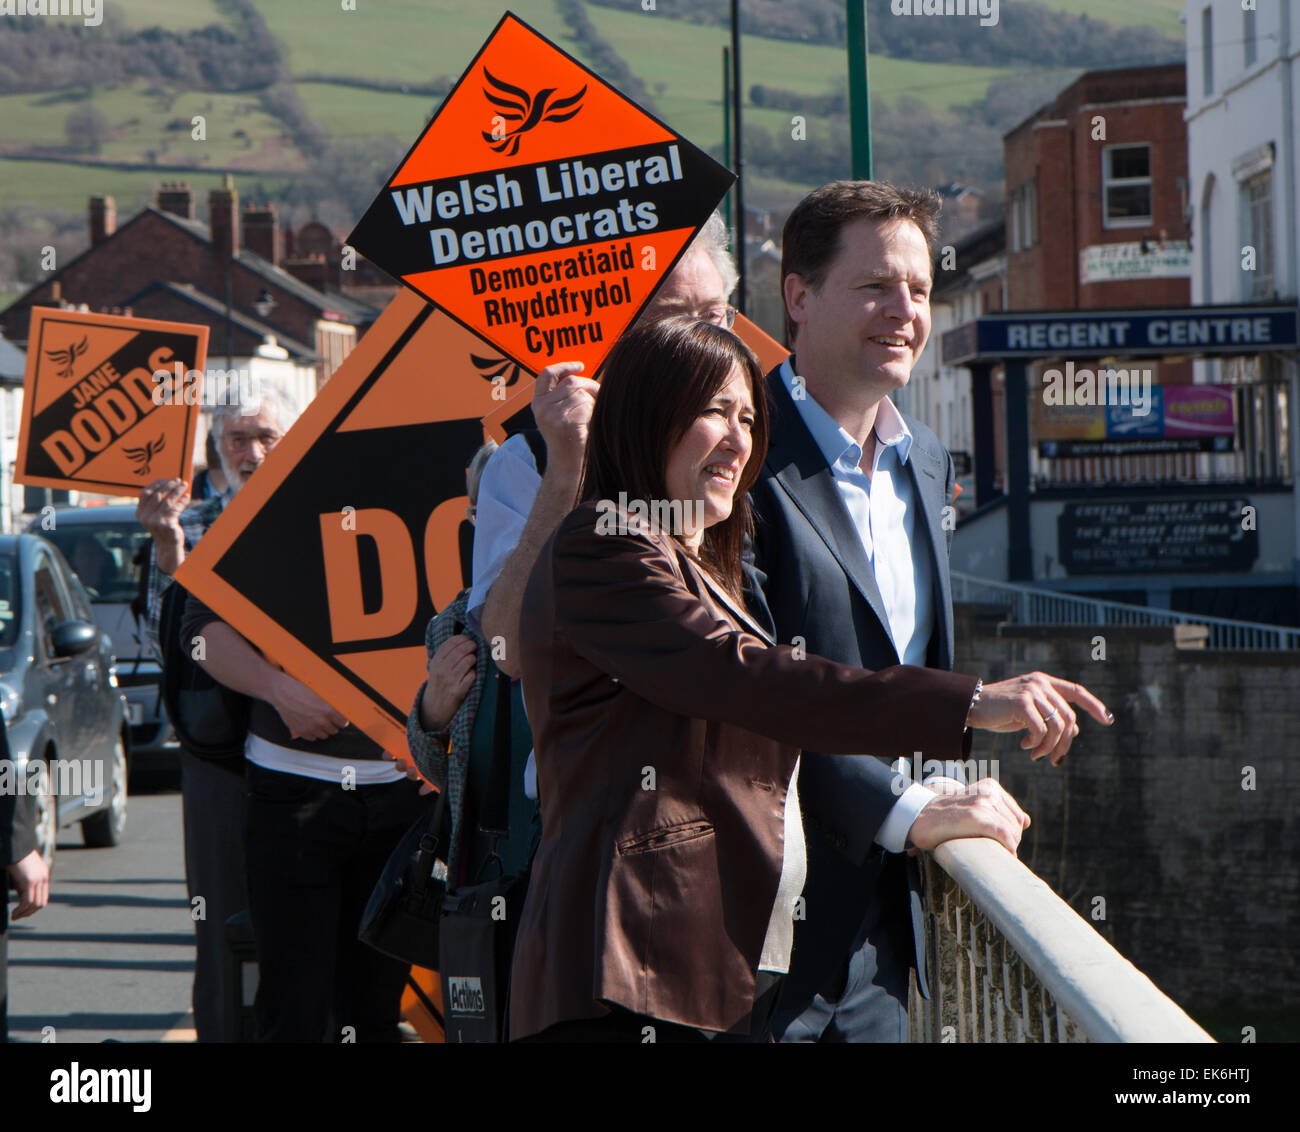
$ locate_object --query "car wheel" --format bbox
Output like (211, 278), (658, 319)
(32, 755), (57, 869)
(82, 736), (128, 848)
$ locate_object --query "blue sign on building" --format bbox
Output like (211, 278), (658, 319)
(1105, 388), (1163, 439)
(943, 305), (1299, 364)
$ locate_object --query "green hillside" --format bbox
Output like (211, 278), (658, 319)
(0, 84), (299, 169)
(1033, 0), (1183, 35)
(113, 0), (229, 31)
(0, 0), (1186, 290)
(294, 82), (436, 144)
(584, 1), (1015, 151)
(0, 157), (286, 214)
(259, 1), (580, 84)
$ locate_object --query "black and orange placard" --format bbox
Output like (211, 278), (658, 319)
(481, 310), (790, 443)
(347, 11), (735, 378)
(174, 291), (535, 763)
(15, 307), (209, 496)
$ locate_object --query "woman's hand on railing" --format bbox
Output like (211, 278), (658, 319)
(907, 778), (1030, 855)
(966, 671), (1113, 765)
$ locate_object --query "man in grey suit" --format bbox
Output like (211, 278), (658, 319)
(750, 181), (1111, 1042)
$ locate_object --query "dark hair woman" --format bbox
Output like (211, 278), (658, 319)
(508, 317), (996, 1043)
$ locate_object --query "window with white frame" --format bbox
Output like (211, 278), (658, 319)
(1200, 182), (1214, 304)
(1103, 145), (1152, 228)
(1202, 6), (1214, 95)
(1243, 5), (1257, 69)
(1241, 169), (1274, 299)
(1008, 179), (1037, 251)
(1024, 178), (1037, 248)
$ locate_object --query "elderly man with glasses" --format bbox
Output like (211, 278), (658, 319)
(137, 385), (299, 1044)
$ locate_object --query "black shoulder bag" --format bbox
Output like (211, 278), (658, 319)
(357, 783), (449, 970)
(438, 671), (532, 1043)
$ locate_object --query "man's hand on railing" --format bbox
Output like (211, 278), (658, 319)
(907, 778), (1030, 855)
(966, 672), (1113, 765)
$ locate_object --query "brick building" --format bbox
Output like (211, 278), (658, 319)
(896, 218), (1006, 505)
(1003, 63), (1190, 312)
(0, 178), (389, 390)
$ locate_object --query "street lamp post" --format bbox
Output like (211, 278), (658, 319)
(847, 0), (873, 180)
(722, 45), (732, 236)
(730, 0), (745, 314)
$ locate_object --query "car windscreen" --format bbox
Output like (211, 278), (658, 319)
(0, 552), (19, 648)
(43, 522), (152, 605)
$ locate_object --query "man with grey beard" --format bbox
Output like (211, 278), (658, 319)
(138, 383), (303, 1042)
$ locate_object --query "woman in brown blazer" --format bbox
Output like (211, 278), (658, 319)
(509, 318), (1009, 1042)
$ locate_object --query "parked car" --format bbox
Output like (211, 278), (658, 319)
(30, 505), (178, 773)
(0, 533), (131, 865)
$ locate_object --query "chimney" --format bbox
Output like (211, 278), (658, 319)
(157, 181), (195, 220)
(209, 174), (239, 259)
(88, 195), (116, 246)
(285, 254), (328, 292)
(242, 203), (279, 266)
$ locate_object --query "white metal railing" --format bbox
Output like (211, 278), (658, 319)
(951, 570), (1300, 650)
(908, 838), (1214, 1043)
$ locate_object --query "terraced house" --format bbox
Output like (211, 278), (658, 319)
(0, 178), (394, 400)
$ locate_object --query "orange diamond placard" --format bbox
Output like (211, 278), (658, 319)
(347, 10), (735, 377)
(481, 310), (790, 441)
(174, 291), (538, 763)
(15, 307), (208, 497)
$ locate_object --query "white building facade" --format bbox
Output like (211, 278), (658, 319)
(1186, 0), (1299, 306)
(1187, 0), (1300, 587)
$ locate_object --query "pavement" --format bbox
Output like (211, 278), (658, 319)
(7, 771), (198, 1043)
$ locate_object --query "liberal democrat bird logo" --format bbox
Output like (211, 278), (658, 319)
(481, 67), (586, 157)
(46, 336), (88, 379)
(123, 433), (166, 477)
(471, 351), (523, 389)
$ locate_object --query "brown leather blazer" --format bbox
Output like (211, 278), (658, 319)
(508, 502), (978, 1039)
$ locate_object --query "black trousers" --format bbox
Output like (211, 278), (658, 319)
(178, 750), (249, 1042)
(519, 971), (784, 1043)
(244, 762), (433, 1043)
(1, 903), (9, 1043)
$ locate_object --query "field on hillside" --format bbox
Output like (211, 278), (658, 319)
(585, 2), (1016, 151)
(0, 156), (292, 214)
(114, 0), (229, 31)
(1029, 0), (1183, 35)
(0, 85), (300, 170)
(265, 0), (1016, 164)
(259, 0), (582, 83)
(294, 82), (436, 144)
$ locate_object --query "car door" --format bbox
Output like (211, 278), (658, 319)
(31, 549), (86, 819)
(59, 560), (118, 780)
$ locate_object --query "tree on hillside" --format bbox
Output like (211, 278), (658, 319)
(64, 103), (110, 154)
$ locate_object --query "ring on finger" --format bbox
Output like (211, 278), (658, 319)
(1042, 706), (1059, 722)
